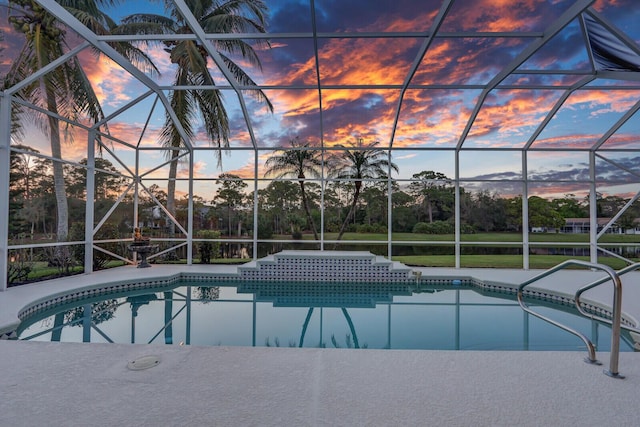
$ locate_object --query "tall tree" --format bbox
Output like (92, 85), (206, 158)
(214, 173), (247, 236)
(258, 180), (301, 235)
(528, 196), (564, 230)
(264, 137), (323, 240)
(120, 0), (273, 235)
(9, 145), (48, 237)
(360, 184), (386, 227)
(330, 141), (398, 243)
(65, 158), (126, 200)
(409, 171), (454, 223)
(550, 194), (587, 218)
(9, 147), (29, 237)
(5, 0), (156, 246)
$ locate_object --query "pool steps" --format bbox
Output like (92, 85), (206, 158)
(237, 250), (414, 283)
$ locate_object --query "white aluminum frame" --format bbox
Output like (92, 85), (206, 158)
(2, 0), (640, 290)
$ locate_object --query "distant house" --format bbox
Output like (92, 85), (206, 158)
(561, 218), (640, 235)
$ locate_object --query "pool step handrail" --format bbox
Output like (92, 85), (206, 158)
(517, 259), (624, 378)
(574, 262), (640, 336)
(517, 260), (599, 366)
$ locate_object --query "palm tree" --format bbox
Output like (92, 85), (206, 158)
(120, 0), (273, 235)
(5, 0), (156, 247)
(264, 137), (323, 240)
(331, 140), (398, 244)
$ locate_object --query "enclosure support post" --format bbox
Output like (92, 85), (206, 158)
(187, 150), (194, 265)
(589, 152), (598, 263)
(253, 148), (259, 260)
(387, 150), (393, 258)
(522, 151), (529, 269)
(84, 129), (96, 274)
(0, 94), (10, 291)
(454, 149), (461, 269)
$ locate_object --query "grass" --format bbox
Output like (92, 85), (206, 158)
(278, 232), (640, 243)
(392, 254), (634, 270)
(18, 255), (634, 282)
(23, 260), (129, 281)
(25, 265), (84, 281)
(10, 231), (639, 285)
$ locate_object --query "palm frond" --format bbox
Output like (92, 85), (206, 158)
(216, 39), (264, 68)
(263, 137), (322, 179)
(160, 66), (197, 156)
(220, 53), (273, 112)
(119, 14), (176, 31)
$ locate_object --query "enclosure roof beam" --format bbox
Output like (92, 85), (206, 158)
(4, 42), (89, 96)
(523, 75), (595, 150)
(97, 31), (546, 42)
(592, 98), (640, 151)
(388, 0), (455, 150)
(456, 0), (596, 151)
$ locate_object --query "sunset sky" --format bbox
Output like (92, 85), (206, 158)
(1, 0), (640, 200)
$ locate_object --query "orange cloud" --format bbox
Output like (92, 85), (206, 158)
(316, 38), (419, 86)
(565, 89), (640, 115)
(177, 160), (210, 178)
(530, 133), (602, 149)
(444, 0), (542, 32)
(77, 50), (136, 108)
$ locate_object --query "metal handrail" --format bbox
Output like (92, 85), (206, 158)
(575, 262), (640, 335)
(574, 263), (640, 376)
(517, 259), (624, 378)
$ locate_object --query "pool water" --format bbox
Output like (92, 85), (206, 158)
(17, 281), (636, 352)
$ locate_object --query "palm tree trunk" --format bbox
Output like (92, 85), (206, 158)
(299, 181), (319, 240)
(341, 308), (359, 348)
(45, 91), (68, 243)
(426, 196), (433, 223)
(298, 307), (314, 347)
(167, 151), (179, 236)
(334, 183), (361, 246)
(164, 291), (173, 344)
(51, 312), (64, 342)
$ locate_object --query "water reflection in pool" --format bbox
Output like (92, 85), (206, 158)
(18, 281), (636, 352)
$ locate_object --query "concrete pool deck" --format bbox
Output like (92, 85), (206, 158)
(1, 263), (639, 426)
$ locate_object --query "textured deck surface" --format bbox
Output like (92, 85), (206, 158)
(1, 264), (639, 426)
(1, 341), (639, 426)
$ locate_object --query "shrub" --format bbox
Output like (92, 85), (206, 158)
(197, 230), (221, 264)
(69, 222), (124, 270)
(412, 221), (455, 234)
(7, 249), (33, 286)
(356, 224), (387, 233)
(291, 227), (303, 240)
(461, 223), (476, 234)
(257, 218), (273, 239)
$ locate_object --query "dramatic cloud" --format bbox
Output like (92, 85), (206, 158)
(3, 0), (640, 201)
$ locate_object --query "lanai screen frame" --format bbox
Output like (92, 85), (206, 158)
(2, 0), (640, 291)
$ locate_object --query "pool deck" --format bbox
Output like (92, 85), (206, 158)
(1, 264), (640, 426)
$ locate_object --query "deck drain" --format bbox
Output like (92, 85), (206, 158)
(127, 355), (161, 371)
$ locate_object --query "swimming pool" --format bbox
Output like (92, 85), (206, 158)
(17, 280), (636, 352)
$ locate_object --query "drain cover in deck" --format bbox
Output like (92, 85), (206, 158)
(127, 355), (161, 371)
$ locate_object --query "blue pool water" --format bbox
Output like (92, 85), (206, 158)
(17, 281), (636, 351)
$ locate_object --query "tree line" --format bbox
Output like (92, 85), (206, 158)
(10, 142), (639, 246)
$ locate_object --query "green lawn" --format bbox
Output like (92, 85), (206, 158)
(9, 231), (639, 285)
(277, 231), (640, 243)
(391, 254), (633, 269)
